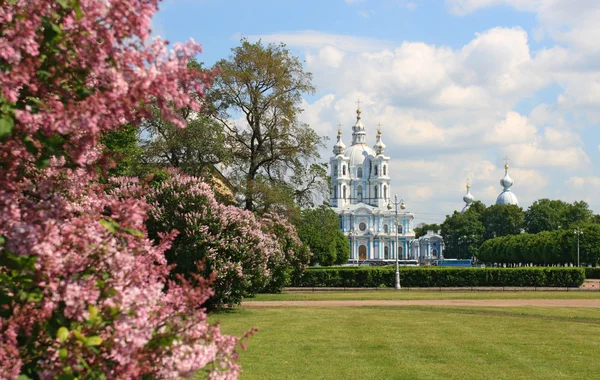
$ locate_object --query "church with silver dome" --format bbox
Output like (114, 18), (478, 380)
(459, 159), (519, 212)
(330, 106), (443, 264)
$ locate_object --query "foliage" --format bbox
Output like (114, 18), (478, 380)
(291, 267), (585, 288)
(101, 124), (143, 178)
(414, 223), (441, 238)
(482, 204), (524, 239)
(524, 199), (593, 234)
(260, 213), (311, 292)
(119, 171), (309, 308)
(477, 223), (600, 266)
(0, 0), (240, 378)
(440, 210), (484, 259)
(584, 267), (600, 279)
(140, 60), (232, 178)
(297, 205), (349, 266)
(205, 38), (327, 214)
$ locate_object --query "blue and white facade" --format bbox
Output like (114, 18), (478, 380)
(330, 108), (417, 262)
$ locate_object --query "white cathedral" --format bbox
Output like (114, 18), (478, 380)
(329, 106), (443, 264)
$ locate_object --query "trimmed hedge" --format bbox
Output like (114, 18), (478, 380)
(291, 267), (585, 288)
(585, 267), (600, 279)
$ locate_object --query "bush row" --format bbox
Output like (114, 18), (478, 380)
(585, 267), (600, 279)
(291, 267), (585, 288)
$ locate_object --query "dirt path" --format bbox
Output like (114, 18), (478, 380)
(243, 299), (600, 308)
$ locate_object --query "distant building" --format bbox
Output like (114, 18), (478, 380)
(329, 105), (443, 264)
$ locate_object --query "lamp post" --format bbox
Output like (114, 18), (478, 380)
(387, 195), (405, 290)
(574, 228), (583, 267)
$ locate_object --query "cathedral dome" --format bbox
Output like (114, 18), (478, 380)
(344, 144), (376, 167)
(463, 186), (474, 204)
(496, 191), (519, 205)
(496, 163), (519, 206)
(373, 127), (386, 155)
(333, 128), (346, 155)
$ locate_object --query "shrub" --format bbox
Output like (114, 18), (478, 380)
(0, 0), (240, 378)
(117, 172), (310, 308)
(291, 267), (585, 288)
(585, 267), (600, 279)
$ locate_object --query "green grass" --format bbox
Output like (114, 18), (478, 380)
(249, 290), (600, 302)
(211, 306), (600, 379)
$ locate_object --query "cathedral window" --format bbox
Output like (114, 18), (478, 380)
(374, 166), (378, 176)
(384, 185), (387, 199)
(357, 167), (363, 178)
(343, 165), (346, 175)
(384, 246), (389, 259)
(374, 186), (378, 198)
(397, 225), (403, 234)
(343, 186), (347, 199)
(356, 185), (363, 201)
(333, 186), (337, 198)
(334, 164), (338, 175)
(383, 165), (387, 176)
(383, 224), (389, 233)
(359, 222), (367, 231)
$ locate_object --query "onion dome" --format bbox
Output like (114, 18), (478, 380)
(496, 163), (519, 205)
(333, 127), (346, 155)
(461, 183), (474, 214)
(351, 107), (367, 145)
(373, 124), (386, 155)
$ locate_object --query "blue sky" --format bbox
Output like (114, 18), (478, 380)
(153, 0), (600, 224)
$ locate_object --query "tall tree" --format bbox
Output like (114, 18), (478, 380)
(524, 199), (567, 233)
(298, 205), (349, 266)
(140, 60), (232, 177)
(205, 39), (326, 213)
(440, 210), (485, 259)
(482, 204), (524, 239)
(524, 199), (592, 233)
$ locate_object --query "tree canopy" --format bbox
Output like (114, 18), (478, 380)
(297, 205), (349, 266)
(205, 39), (327, 215)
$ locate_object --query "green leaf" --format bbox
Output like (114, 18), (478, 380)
(85, 336), (103, 346)
(57, 327), (69, 342)
(58, 348), (69, 360)
(0, 116), (14, 139)
(99, 219), (117, 233)
(87, 305), (99, 322)
(122, 228), (144, 237)
(17, 375), (32, 380)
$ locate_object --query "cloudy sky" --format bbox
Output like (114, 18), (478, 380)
(154, 0), (600, 224)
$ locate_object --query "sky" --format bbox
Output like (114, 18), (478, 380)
(153, 0), (600, 225)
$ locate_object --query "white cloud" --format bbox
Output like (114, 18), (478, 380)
(484, 112), (537, 145)
(267, 1), (600, 218)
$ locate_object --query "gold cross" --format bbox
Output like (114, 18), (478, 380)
(356, 98), (361, 109)
(503, 156), (510, 166)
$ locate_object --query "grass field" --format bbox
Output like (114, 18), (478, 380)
(211, 305), (600, 379)
(250, 290), (600, 302)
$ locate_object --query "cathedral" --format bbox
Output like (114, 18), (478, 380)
(329, 106), (443, 263)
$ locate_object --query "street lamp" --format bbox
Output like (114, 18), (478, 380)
(574, 228), (583, 267)
(387, 195), (405, 290)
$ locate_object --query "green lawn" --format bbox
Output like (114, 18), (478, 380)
(249, 290), (600, 301)
(211, 306), (600, 379)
